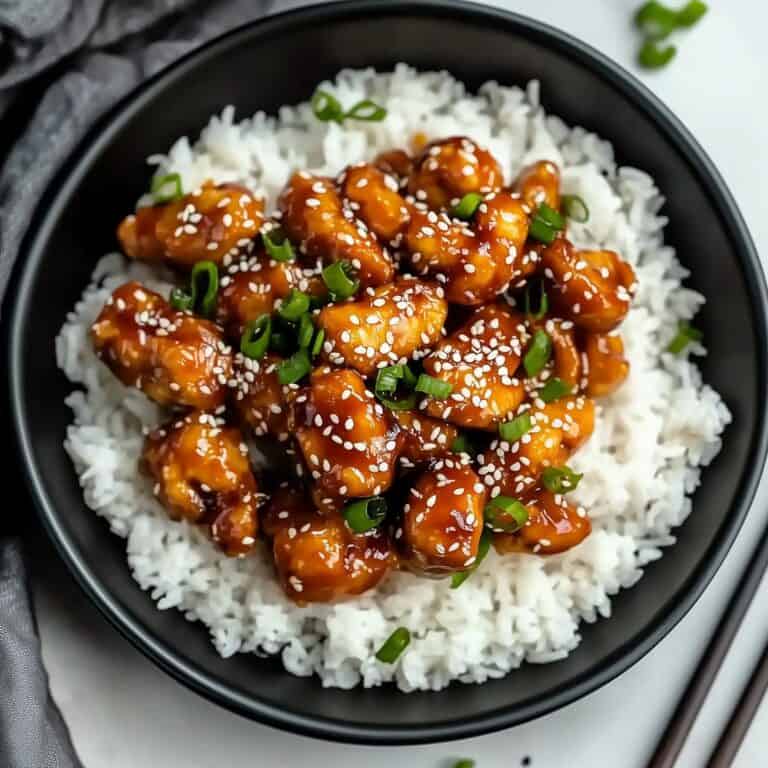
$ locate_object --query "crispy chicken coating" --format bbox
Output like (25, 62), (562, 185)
(423, 304), (527, 430)
(142, 411), (260, 556)
(230, 353), (289, 441)
(117, 181), (264, 268)
(529, 317), (582, 390)
(286, 368), (404, 510)
(278, 171), (394, 286)
(91, 281), (232, 409)
(513, 160), (561, 210)
(581, 332), (630, 397)
(318, 277), (448, 376)
(391, 411), (459, 466)
(399, 457), (486, 576)
(373, 148), (414, 181)
(408, 136), (504, 210)
(543, 240), (636, 333)
(264, 485), (396, 603)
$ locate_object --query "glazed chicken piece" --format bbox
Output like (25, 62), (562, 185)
(542, 239), (636, 333)
(117, 181), (264, 268)
(339, 163), (411, 244)
(373, 148), (414, 181)
(391, 411), (459, 466)
(478, 395), (595, 497)
(142, 411), (260, 557)
(263, 485), (396, 603)
(493, 488), (591, 556)
(399, 457), (486, 576)
(513, 160), (561, 210)
(318, 277), (448, 376)
(278, 171), (394, 286)
(230, 352), (289, 441)
(286, 367), (404, 511)
(91, 281), (232, 410)
(404, 191), (531, 305)
(408, 136), (504, 210)
(528, 317), (582, 390)
(581, 332), (630, 397)
(422, 304), (527, 430)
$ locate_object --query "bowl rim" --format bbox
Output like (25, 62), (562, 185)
(7, 0), (768, 746)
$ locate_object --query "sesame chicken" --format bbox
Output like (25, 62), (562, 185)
(230, 353), (289, 441)
(513, 160), (561, 210)
(373, 148), (414, 181)
(581, 331), (630, 397)
(400, 458), (486, 575)
(141, 411), (260, 556)
(317, 277), (448, 376)
(91, 281), (232, 410)
(391, 411), (459, 465)
(117, 181), (264, 269)
(531, 317), (582, 390)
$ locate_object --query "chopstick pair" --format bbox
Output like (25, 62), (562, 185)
(647, 517), (768, 768)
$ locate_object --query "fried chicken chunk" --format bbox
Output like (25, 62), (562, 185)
(142, 411), (260, 556)
(391, 411), (459, 466)
(230, 353), (289, 441)
(318, 277), (448, 376)
(117, 181), (264, 268)
(264, 485), (396, 603)
(91, 281), (232, 409)
(581, 332), (630, 397)
(513, 160), (561, 210)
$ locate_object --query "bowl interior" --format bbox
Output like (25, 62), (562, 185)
(7, 0), (766, 744)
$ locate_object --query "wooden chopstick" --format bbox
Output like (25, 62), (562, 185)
(647, 515), (768, 768)
(705, 634), (768, 767)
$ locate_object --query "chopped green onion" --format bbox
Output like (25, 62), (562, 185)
(484, 496), (529, 533)
(278, 290), (310, 322)
(310, 328), (325, 357)
(375, 627), (411, 663)
(542, 466), (583, 494)
(676, 0), (708, 27)
(524, 281), (548, 321)
(344, 497), (388, 533)
(240, 315), (271, 360)
(375, 364), (407, 394)
(536, 203), (565, 230)
(638, 39), (677, 68)
(667, 321), (703, 353)
(322, 260), (359, 300)
(150, 172), (183, 203)
(529, 202), (566, 244)
(377, 392), (418, 411)
(523, 330), (552, 377)
(414, 374), (452, 399)
(451, 193), (483, 220)
(277, 348), (311, 385)
(297, 313), (314, 349)
(344, 99), (387, 122)
(189, 261), (219, 318)
(374, 364), (418, 410)
(311, 89), (345, 123)
(169, 287), (193, 311)
(451, 434), (475, 456)
(451, 529), (492, 588)
(262, 229), (295, 262)
(452, 761), (475, 768)
(539, 377), (572, 403)
(529, 216), (558, 244)
(634, 1), (680, 39)
(561, 194), (590, 223)
(499, 413), (532, 443)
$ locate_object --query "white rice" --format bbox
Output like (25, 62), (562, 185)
(56, 65), (731, 692)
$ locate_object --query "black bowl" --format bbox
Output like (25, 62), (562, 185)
(7, 0), (767, 746)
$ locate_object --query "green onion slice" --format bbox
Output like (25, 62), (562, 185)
(375, 627), (411, 664)
(150, 172), (183, 203)
(524, 281), (549, 321)
(638, 39), (677, 69)
(169, 287), (193, 311)
(262, 229), (295, 262)
(561, 194), (590, 223)
(542, 465), (583, 494)
(344, 496), (388, 533)
(344, 99), (387, 122)
(414, 374), (452, 399)
(374, 364), (418, 410)
(451, 433), (475, 456)
(529, 216), (558, 245)
(311, 89), (345, 123)
(190, 261), (219, 317)
(539, 377), (572, 403)
(536, 203), (565, 230)
(667, 321), (703, 354)
(523, 329), (552, 377)
(278, 290), (310, 322)
(499, 413), (532, 443)
(297, 313), (314, 349)
(375, 364), (406, 394)
(484, 496), (529, 533)
(451, 193), (483, 220)
(277, 348), (311, 385)
(452, 761), (476, 768)
(310, 328), (325, 358)
(634, 1), (680, 39)
(240, 315), (271, 360)
(450, 529), (492, 589)
(377, 392), (418, 411)
(322, 260), (360, 300)
(676, 0), (708, 27)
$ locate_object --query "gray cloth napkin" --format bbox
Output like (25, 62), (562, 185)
(0, 1), (291, 765)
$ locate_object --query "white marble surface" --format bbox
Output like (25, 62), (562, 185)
(33, 1), (768, 766)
